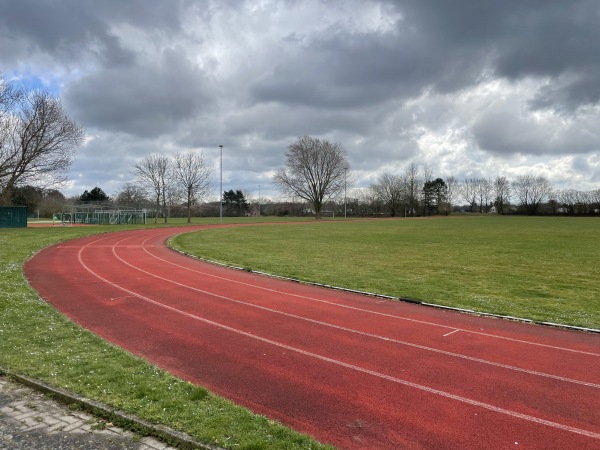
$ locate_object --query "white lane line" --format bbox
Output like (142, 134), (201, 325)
(443, 329), (460, 337)
(75, 242), (600, 441)
(141, 235), (600, 357)
(100, 236), (600, 389)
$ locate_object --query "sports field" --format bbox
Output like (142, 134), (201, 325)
(2, 215), (599, 449)
(22, 221), (600, 448)
(172, 216), (600, 330)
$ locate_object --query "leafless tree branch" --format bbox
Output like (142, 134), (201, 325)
(274, 136), (349, 219)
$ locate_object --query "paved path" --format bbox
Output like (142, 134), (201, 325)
(24, 225), (600, 449)
(0, 376), (175, 450)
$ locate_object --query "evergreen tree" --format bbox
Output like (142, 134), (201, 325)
(223, 189), (249, 216)
(80, 187), (110, 202)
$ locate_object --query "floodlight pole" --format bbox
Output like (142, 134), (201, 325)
(344, 167), (347, 219)
(219, 145), (223, 223)
(258, 184), (261, 216)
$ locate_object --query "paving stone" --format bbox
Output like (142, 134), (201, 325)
(0, 376), (178, 450)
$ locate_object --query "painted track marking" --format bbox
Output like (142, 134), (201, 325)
(443, 329), (459, 337)
(141, 233), (600, 357)
(74, 237), (600, 441)
(96, 235), (600, 389)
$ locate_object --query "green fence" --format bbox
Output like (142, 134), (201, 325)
(0, 206), (27, 228)
(75, 210), (147, 225)
(53, 210), (147, 225)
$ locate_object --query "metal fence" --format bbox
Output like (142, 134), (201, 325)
(0, 206), (27, 228)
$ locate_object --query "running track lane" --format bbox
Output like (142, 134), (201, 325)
(24, 225), (600, 449)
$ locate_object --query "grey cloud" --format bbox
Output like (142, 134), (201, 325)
(571, 156), (591, 175)
(23, 0), (594, 112)
(0, 0), (130, 66)
(4, 0), (600, 195)
(64, 48), (213, 137)
(398, 0), (600, 76)
(251, 0), (600, 113)
(472, 111), (552, 156)
(250, 26), (464, 109)
(472, 109), (600, 157)
(70, 133), (167, 195)
(492, 2), (600, 80)
(0, 0), (196, 67)
(529, 69), (600, 113)
(224, 103), (378, 142)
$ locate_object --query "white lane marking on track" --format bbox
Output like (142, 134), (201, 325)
(75, 240), (600, 441)
(443, 329), (460, 337)
(140, 234), (600, 358)
(99, 234), (600, 389)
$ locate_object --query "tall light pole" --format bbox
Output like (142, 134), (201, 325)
(344, 167), (347, 219)
(258, 184), (261, 216)
(219, 145), (223, 223)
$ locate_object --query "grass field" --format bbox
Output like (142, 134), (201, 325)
(172, 216), (600, 330)
(0, 219), (330, 450)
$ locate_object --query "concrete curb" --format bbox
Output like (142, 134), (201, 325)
(0, 367), (222, 450)
(171, 246), (600, 335)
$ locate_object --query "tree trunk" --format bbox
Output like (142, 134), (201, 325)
(314, 200), (323, 219)
(187, 194), (192, 223)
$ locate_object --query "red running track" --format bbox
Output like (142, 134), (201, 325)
(24, 225), (600, 449)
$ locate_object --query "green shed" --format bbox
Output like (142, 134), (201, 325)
(0, 206), (28, 228)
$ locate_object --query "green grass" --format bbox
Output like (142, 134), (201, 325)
(0, 218), (331, 450)
(171, 216), (600, 329)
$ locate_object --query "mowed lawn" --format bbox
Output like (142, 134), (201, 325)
(172, 216), (600, 330)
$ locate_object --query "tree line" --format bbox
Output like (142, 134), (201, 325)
(273, 136), (600, 218)
(356, 172), (600, 217)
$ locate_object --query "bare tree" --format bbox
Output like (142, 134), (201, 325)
(274, 136), (349, 219)
(590, 189), (600, 213)
(404, 162), (421, 216)
(133, 154), (170, 223)
(575, 190), (592, 214)
(0, 84), (15, 196)
(1, 85), (84, 204)
(556, 189), (576, 215)
(460, 178), (478, 212)
(38, 189), (66, 217)
(0, 73), (23, 112)
(353, 187), (381, 216)
(556, 189), (594, 215)
(493, 176), (511, 214)
(512, 174), (553, 215)
(115, 182), (149, 209)
(475, 178), (492, 213)
(172, 151), (213, 222)
(370, 172), (406, 217)
(572, 190), (593, 214)
(421, 165), (434, 188)
(445, 176), (458, 213)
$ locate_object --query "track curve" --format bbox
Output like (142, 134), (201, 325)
(24, 225), (600, 449)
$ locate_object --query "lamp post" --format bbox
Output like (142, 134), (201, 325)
(258, 184), (261, 216)
(344, 167), (347, 219)
(219, 145), (223, 223)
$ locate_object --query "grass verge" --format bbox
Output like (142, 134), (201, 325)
(171, 216), (600, 329)
(0, 219), (332, 450)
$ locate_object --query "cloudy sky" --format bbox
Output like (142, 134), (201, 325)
(2, 0), (599, 200)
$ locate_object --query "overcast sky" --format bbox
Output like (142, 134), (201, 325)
(2, 0), (599, 200)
